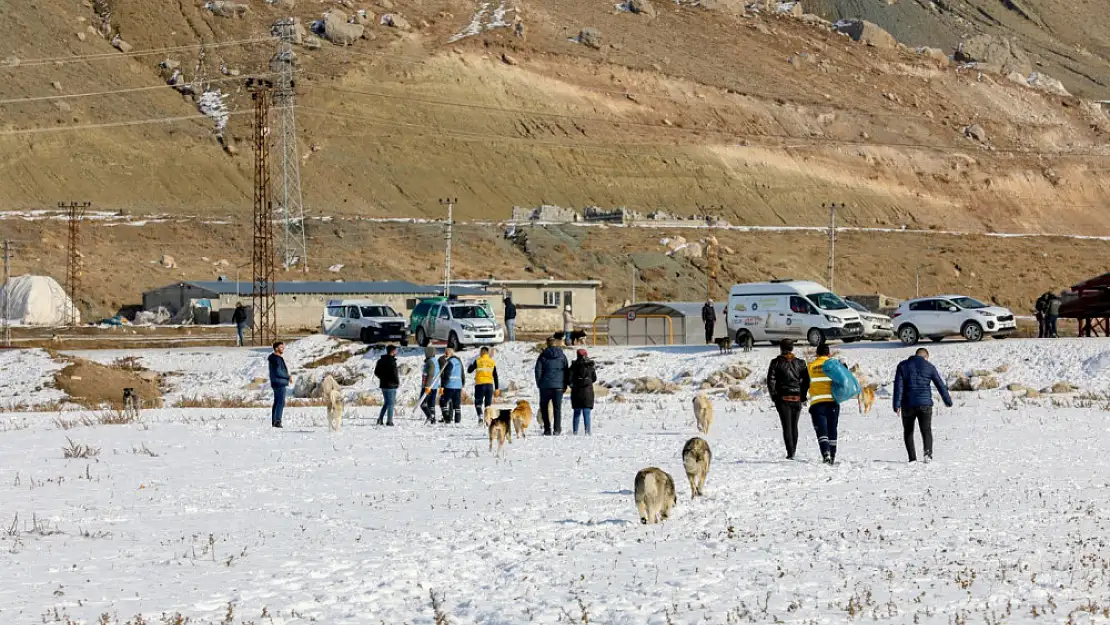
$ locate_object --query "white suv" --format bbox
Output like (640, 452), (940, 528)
(322, 300), (409, 345)
(892, 296), (1016, 345)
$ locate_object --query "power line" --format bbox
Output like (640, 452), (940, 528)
(0, 110), (255, 137)
(0, 73), (278, 106)
(0, 37), (274, 69)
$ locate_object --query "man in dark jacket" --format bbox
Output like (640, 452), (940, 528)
(566, 348), (598, 435)
(701, 299), (716, 344)
(373, 345), (400, 426)
(893, 348), (953, 462)
(1045, 294), (1062, 339)
(534, 338), (569, 435)
(504, 296), (518, 342)
(1034, 293), (1049, 338)
(232, 303), (248, 347)
(767, 339), (809, 459)
(267, 341), (290, 428)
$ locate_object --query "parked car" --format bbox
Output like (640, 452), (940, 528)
(727, 280), (864, 347)
(410, 298), (503, 350)
(321, 300), (409, 345)
(892, 295), (1016, 345)
(845, 300), (894, 340)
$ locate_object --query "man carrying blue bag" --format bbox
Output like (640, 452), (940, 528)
(806, 344), (861, 464)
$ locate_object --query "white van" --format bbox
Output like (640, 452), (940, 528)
(727, 280), (864, 347)
(321, 299), (409, 345)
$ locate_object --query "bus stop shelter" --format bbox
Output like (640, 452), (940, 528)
(596, 302), (725, 346)
(1061, 272), (1110, 337)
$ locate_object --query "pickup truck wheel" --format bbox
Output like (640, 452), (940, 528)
(416, 328), (429, 347)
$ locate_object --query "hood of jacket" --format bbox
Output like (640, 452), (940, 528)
(540, 346), (565, 361)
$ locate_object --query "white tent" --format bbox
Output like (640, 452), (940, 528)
(0, 275), (80, 326)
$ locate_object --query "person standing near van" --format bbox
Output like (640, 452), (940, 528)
(373, 345), (400, 426)
(807, 343), (839, 464)
(893, 348), (953, 462)
(702, 299), (716, 344)
(440, 347), (465, 424)
(767, 339), (810, 460)
(504, 296), (518, 342)
(468, 346), (500, 423)
(420, 346), (441, 424)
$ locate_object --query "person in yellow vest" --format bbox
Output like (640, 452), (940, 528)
(807, 343), (839, 465)
(467, 346), (501, 423)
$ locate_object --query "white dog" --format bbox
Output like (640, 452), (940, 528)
(319, 374), (343, 432)
(692, 393), (713, 434)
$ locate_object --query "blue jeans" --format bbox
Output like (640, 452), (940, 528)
(809, 401), (840, 460)
(573, 408), (592, 435)
(474, 384), (494, 419)
(236, 321), (246, 346)
(271, 384), (287, 427)
(378, 388), (396, 424)
(506, 319), (516, 342)
(1045, 315), (1058, 338)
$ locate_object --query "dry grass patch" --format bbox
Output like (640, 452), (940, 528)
(302, 345), (369, 369)
(61, 437), (100, 459)
(173, 396), (264, 409)
(53, 357), (163, 410)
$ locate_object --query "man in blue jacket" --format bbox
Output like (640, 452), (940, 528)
(535, 337), (569, 435)
(439, 347), (465, 424)
(267, 341), (290, 428)
(893, 348), (953, 462)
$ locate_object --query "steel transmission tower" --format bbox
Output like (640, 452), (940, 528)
(249, 79), (278, 346)
(270, 18), (307, 271)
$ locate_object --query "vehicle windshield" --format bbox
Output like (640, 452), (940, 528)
(451, 305), (490, 319)
(951, 297), (988, 310)
(360, 306), (398, 318)
(808, 292), (849, 311)
(846, 301), (868, 313)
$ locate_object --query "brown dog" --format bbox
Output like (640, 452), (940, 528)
(511, 400), (533, 438)
(485, 407), (513, 456)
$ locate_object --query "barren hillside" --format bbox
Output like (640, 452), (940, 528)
(1, 0), (1109, 319)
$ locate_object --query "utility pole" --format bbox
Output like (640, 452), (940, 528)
(705, 222), (718, 302)
(440, 198), (456, 299)
(62, 201), (90, 326)
(630, 263), (637, 304)
(2, 239), (12, 347)
(249, 79), (278, 346)
(271, 18), (307, 272)
(823, 202), (843, 291)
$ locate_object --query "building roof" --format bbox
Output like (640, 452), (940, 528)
(1073, 272), (1110, 292)
(484, 279), (602, 287)
(162, 280), (490, 297)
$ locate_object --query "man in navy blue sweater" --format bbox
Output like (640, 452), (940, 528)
(268, 341), (290, 428)
(893, 348), (953, 462)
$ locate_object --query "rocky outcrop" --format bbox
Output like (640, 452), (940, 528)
(955, 35), (1032, 77)
(324, 11), (365, 45)
(834, 20), (896, 49)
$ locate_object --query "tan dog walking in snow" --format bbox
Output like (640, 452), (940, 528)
(692, 393), (713, 434)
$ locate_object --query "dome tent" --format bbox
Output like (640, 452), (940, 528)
(0, 275), (80, 326)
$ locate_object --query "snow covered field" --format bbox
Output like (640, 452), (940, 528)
(5, 338), (1110, 624)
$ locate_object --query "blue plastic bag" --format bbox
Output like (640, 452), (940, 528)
(823, 358), (861, 403)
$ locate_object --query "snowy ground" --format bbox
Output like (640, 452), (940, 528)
(5, 338), (1110, 624)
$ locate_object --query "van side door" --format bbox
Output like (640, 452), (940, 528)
(787, 296), (817, 338)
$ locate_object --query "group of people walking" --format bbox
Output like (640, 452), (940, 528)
(1035, 292), (1062, 339)
(766, 339), (952, 463)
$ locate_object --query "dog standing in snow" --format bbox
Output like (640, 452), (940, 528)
(682, 437), (712, 498)
(634, 467), (677, 524)
(692, 393), (713, 434)
(319, 374), (343, 432)
(511, 399), (533, 438)
(485, 407), (513, 456)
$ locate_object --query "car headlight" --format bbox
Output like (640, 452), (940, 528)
(365, 321), (381, 328)
(461, 322), (475, 331)
(975, 311), (994, 318)
(825, 315), (843, 324)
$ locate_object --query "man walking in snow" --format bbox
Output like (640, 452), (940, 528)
(420, 346), (440, 424)
(1045, 293), (1062, 339)
(701, 299), (716, 344)
(535, 337), (569, 435)
(807, 343), (839, 464)
(373, 345), (400, 426)
(767, 339), (810, 460)
(893, 348), (953, 462)
(232, 302), (248, 347)
(439, 347), (465, 424)
(468, 346), (500, 423)
(504, 296), (518, 342)
(267, 341), (290, 429)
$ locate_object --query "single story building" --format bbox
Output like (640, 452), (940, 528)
(603, 302), (725, 346)
(454, 279), (602, 333)
(142, 280), (492, 330)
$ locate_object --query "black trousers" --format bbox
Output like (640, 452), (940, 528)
(1036, 313), (1045, 338)
(775, 400), (803, 459)
(704, 323), (715, 344)
(902, 406), (933, 461)
(539, 388), (564, 435)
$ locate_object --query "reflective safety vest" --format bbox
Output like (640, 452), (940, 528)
(474, 355), (497, 386)
(807, 356), (834, 405)
(443, 357), (464, 390)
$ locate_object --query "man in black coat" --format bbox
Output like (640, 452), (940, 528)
(701, 299), (716, 344)
(373, 345), (400, 426)
(232, 303), (248, 347)
(534, 338), (569, 435)
(766, 339), (810, 459)
(504, 296), (518, 342)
